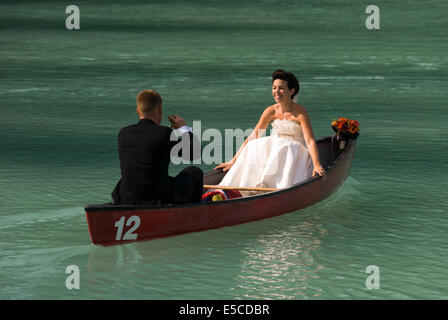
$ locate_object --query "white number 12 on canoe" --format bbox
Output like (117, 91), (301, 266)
(114, 216), (141, 241)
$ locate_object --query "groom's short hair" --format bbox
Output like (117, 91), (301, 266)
(137, 90), (162, 115)
(272, 69), (300, 99)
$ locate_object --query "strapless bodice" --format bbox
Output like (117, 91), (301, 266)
(271, 119), (306, 146)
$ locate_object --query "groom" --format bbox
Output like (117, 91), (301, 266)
(111, 89), (203, 205)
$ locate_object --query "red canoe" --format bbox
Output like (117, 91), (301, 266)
(85, 136), (357, 245)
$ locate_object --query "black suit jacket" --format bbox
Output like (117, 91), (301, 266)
(111, 118), (198, 205)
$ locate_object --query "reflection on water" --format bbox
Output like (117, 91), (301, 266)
(234, 220), (327, 299)
(84, 245), (146, 299)
(87, 244), (144, 274)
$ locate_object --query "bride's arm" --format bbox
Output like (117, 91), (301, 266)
(214, 106), (275, 171)
(299, 109), (326, 177)
(232, 107), (275, 161)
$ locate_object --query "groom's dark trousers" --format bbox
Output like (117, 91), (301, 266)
(111, 118), (203, 205)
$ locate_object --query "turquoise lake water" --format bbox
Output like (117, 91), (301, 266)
(1, 0), (447, 299)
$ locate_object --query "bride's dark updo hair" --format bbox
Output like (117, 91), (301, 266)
(272, 69), (300, 99)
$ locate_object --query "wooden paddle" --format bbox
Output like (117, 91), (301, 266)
(203, 185), (278, 192)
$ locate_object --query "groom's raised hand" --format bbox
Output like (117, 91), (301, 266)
(168, 114), (187, 129)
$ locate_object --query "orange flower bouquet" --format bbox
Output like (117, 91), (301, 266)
(332, 117), (360, 140)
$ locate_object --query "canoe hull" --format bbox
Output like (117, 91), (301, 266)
(85, 137), (356, 245)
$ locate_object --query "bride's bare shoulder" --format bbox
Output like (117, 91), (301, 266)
(263, 104), (278, 116)
(294, 103), (309, 116)
(291, 104), (310, 124)
(257, 105), (277, 125)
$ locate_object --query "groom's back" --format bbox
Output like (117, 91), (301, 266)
(116, 119), (172, 204)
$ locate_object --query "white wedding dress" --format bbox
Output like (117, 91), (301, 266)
(219, 119), (313, 195)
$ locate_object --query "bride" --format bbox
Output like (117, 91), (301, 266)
(214, 69), (325, 195)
